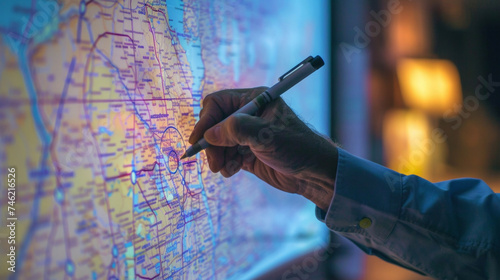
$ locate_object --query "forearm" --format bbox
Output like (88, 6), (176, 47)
(317, 148), (500, 279)
(296, 136), (338, 211)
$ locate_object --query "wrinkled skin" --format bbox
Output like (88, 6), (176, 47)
(188, 87), (338, 211)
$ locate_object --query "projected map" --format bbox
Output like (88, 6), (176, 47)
(0, 0), (329, 279)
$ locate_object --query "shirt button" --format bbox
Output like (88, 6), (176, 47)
(359, 217), (372, 229)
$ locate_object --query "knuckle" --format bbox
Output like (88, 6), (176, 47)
(245, 87), (268, 102)
(202, 93), (215, 107)
(203, 89), (233, 107)
(227, 115), (245, 143)
(226, 115), (241, 134)
(205, 113), (219, 128)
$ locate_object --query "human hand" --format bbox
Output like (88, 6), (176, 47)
(188, 87), (338, 211)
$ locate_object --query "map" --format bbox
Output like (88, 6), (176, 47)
(0, 0), (329, 279)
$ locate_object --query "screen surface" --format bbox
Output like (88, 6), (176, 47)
(0, 0), (330, 279)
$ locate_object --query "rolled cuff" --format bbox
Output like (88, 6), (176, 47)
(320, 148), (403, 242)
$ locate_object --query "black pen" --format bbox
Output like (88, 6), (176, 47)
(181, 55), (325, 159)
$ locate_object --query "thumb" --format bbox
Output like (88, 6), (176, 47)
(204, 113), (269, 147)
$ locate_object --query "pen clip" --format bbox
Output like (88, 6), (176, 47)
(279, 56), (314, 81)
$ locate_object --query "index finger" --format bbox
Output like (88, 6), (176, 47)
(188, 87), (265, 144)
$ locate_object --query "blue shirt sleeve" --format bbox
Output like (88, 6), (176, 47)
(317, 148), (500, 279)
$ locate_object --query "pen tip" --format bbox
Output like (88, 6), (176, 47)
(180, 154), (187, 160)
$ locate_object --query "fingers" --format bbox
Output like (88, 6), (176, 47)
(241, 156), (289, 192)
(189, 87), (270, 178)
(203, 113), (265, 177)
(219, 145), (254, 178)
(188, 87), (268, 144)
(203, 113), (268, 147)
(189, 88), (252, 144)
(189, 93), (229, 144)
(205, 146), (225, 172)
(220, 148), (243, 177)
(205, 145), (245, 177)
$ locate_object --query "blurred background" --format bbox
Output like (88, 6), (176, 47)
(260, 0), (500, 279)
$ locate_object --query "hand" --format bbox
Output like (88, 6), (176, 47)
(188, 87), (338, 211)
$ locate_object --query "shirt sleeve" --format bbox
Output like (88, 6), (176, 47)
(317, 148), (500, 280)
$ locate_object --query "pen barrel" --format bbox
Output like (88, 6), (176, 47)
(185, 56), (323, 158)
(186, 137), (210, 157)
(230, 61), (319, 116)
(196, 138), (210, 151)
(267, 62), (317, 100)
(234, 99), (260, 115)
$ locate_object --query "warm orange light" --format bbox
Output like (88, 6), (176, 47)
(383, 109), (432, 177)
(397, 59), (462, 115)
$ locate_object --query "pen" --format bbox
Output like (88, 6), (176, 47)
(180, 55), (325, 159)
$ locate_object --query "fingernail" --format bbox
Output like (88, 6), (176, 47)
(205, 126), (221, 143)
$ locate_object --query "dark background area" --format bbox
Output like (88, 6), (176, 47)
(262, 0), (500, 279)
